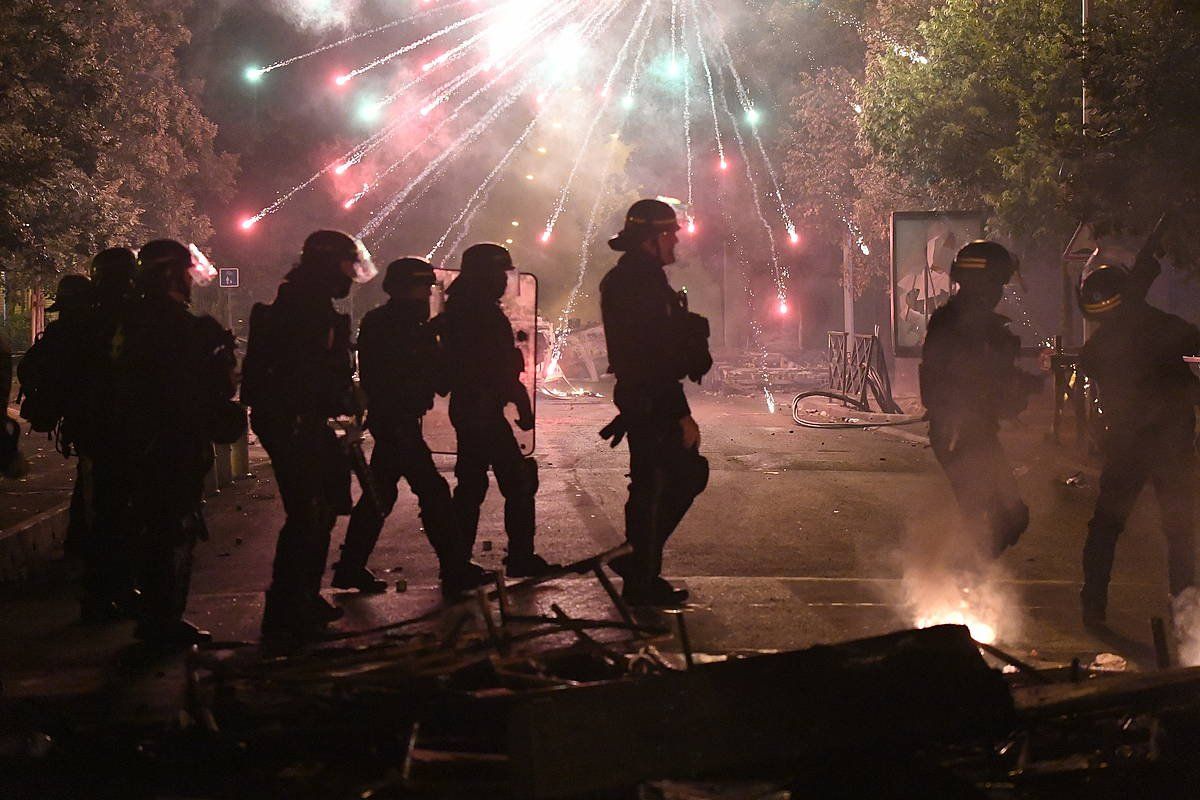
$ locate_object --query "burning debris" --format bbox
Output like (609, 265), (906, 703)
(899, 515), (1022, 648)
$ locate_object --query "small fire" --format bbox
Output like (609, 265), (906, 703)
(915, 609), (997, 645)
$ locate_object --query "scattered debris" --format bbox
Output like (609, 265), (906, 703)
(1090, 653), (1128, 672)
(1062, 472), (1088, 488)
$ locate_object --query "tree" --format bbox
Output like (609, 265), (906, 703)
(859, 0), (1080, 242)
(1069, 1), (1200, 267)
(0, 0), (236, 283)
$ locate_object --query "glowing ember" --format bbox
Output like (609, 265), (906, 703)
(915, 609), (997, 645)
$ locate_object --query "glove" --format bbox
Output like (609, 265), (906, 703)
(599, 414), (628, 448)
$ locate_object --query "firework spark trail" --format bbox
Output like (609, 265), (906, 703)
(550, 142), (621, 363)
(680, 0), (694, 214)
(379, 0), (578, 115)
(254, 0), (469, 76)
(346, 1), (586, 216)
(701, 0), (797, 240)
(716, 175), (775, 411)
(551, 5), (657, 357)
(412, 0), (582, 119)
(689, 0), (724, 167)
(670, 0), (678, 67)
(336, 3), (504, 84)
(715, 67), (787, 298)
(243, 2), (575, 227)
(360, 0), (620, 237)
(368, 160), (455, 245)
(357, 79), (535, 237)
(542, 0), (652, 241)
(374, 29), (493, 111)
(624, 0), (657, 98)
(426, 117), (541, 261)
(423, 0), (626, 258)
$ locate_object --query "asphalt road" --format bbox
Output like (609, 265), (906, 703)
(1, 384), (1191, 708)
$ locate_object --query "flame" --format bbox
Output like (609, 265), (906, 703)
(915, 609), (997, 645)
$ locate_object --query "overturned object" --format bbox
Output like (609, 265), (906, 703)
(509, 624), (1014, 797)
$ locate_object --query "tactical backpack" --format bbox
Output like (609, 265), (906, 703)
(239, 302), (273, 409)
(17, 330), (69, 436)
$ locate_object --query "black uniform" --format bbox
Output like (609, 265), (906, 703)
(436, 288), (538, 564)
(340, 299), (467, 577)
(114, 295), (239, 638)
(78, 291), (140, 619)
(920, 295), (1036, 557)
(599, 249), (711, 590)
(243, 272), (357, 636)
(18, 304), (94, 531)
(1080, 303), (1200, 608)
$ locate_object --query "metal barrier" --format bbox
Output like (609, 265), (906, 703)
(825, 331), (903, 415)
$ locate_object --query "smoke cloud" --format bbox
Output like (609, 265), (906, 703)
(264, 0), (363, 31)
(891, 515), (1022, 647)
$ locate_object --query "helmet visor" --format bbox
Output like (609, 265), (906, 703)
(187, 244), (218, 287)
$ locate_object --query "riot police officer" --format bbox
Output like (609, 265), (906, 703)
(80, 247), (140, 623)
(242, 230), (375, 643)
(920, 241), (1041, 560)
(114, 240), (241, 645)
(436, 243), (556, 578)
(599, 199), (712, 607)
(336, 257), (490, 597)
(21, 275), (95, 585)
(1077, 252), (1200, 624)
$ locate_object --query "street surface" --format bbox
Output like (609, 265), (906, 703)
(0, 383), (1187, 713)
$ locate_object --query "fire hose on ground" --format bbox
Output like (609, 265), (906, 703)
(790, 385), (926, 430)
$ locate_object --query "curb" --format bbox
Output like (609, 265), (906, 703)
(0, 501), (70, 584)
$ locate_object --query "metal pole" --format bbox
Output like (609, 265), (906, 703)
(842, 235), (855, 337)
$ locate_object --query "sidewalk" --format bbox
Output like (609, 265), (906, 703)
(0, 409), (78, 582)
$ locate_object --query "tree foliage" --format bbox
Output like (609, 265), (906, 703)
(0, 0), (236, 281)
(859, 0), (1080, 242)
(1069, 1), (1200, 265)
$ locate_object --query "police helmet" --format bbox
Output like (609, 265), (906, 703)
(91, 247), (137, 289)
(382, 257), (436, 296)
(461, 242), (514, 275)
(1078, 255), (1131, 318)
(949, 240), (1017, 286)
(46, 274), (93, 313)
(608, 199), (680, 252)
(138, 239), (191, 277)
(300, 230), (377, 283)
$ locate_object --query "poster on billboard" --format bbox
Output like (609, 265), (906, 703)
(421, 268), (538, 456)
(890, 210), (987, 356)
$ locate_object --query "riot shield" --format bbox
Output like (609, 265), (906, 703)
(422, 269), (538, 456)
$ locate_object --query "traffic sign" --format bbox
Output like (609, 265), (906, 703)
(218, 267), (240, 288)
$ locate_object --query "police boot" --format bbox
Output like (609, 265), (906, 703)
(310, 594), (345, 623)
(441, 562), (495, 600)
(331, 565), (388, 593)
(622, 577), (689, 608)
(134, 618), (213, 647)
(503, 552), (561, 578)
